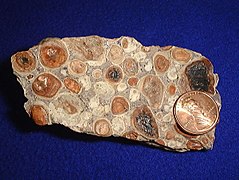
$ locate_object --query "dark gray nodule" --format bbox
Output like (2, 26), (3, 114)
(186, 61), (209, 92)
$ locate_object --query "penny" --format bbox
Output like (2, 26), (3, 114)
(173, 91), (219, 135)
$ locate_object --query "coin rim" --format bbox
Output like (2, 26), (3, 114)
(173, 91), (219, 135)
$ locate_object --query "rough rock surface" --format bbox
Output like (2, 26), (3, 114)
(11, 36), (221, 152)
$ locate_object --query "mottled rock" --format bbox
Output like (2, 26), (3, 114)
(63, 77), (81, 94)
(111, 96), (129, 115)
(11, 35), (221, 152)
(94, 119), (112, 137)
(39, 38), (68, 68)
(12, 51), (36, 73)
(154, 54), (170, 73)
(32, 73), (62, 98)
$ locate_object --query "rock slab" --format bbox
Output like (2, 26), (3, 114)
(11, 36), (221, 152)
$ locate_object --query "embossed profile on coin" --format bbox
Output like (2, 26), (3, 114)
(173, 91), (219, 135)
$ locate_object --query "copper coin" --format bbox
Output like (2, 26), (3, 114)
(173, 91), (219, 135)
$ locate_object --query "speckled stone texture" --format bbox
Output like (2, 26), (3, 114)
(11, 36), (221, 152)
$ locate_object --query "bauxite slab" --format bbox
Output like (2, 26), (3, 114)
(11, 36), (221, 152)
